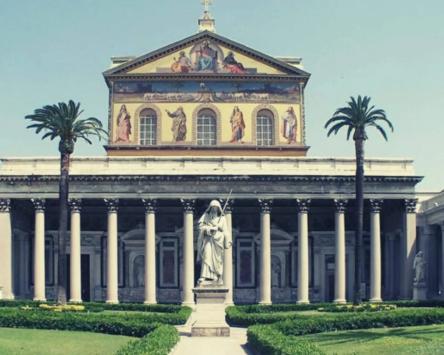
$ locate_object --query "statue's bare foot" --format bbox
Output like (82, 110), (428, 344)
(197, 278), (205, 285)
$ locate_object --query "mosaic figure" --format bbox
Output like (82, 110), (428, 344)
(166, 107), (187, 142)
(230, 106), (246, 143)
(282, 106), (297, 144)
(115, 104), (131, 142)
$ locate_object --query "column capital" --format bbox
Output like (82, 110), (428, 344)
(104, 199), (119, 212)
(180, 199), (196, 213)
(31, 199), (45, 212)
(68, 199), (82, 213)
(219, 199), (234, 213)
(0, 199), (11, 212)
(334, 199), (348, 213)
(142, 199), (158, 213)
(258, 199), (273, 213)
(296, 199), (311, 213)
(370, 199), (384, 213)
(404, 199), (418, 213)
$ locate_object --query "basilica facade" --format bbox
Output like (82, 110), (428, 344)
(0, 16), (442, 305)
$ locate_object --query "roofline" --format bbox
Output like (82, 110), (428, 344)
(103, 31), (311, 80)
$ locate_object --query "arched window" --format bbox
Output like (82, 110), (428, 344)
(139, 109), (157, 145)
(197, 109), (217, 146)
(256, 109), (274, 146)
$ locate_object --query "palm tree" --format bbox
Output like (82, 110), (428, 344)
(325, 95), (393, 304)
(25, 100), (107, 304)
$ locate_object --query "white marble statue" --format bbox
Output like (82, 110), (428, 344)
(197, 200), (231, 286)
(413, 250), (426, 283)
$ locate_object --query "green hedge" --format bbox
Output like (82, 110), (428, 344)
(225, 305), (332, 327)
(274, 308), (444, 336)
(248, 326), (324, 355)
(116, 324), (179, 355)
(248, 308), (444, 355)
(0, 307), (191, 336)
(226, 301), (444, 326)
(0, 308), (155, 337)
(0, 300), (184, 313)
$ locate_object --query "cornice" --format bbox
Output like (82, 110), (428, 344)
(0, 175), (424, 184)
(105, 73), (306, 83)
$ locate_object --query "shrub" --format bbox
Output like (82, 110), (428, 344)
(0, 307), (191, 336)
(226, 306), (313, 326)
(116, 324), (179, 355)
(247, 308), (444, 355)
(248, 326), (324, 355)
(274, 308), (444, 336)
(38, 304), (86, 312)
(0, 308), (156, 337)
(0, 300), (184, 314)
(318, 303), (397, 313)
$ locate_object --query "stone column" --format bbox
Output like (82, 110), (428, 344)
(258, 199), (272, 305)
(222, 199), (234, 305)
(369, 199), (383, 303)
(297, 199), (311, 304)
(401, 199), (417, 299)
(0, 199), (14, 300)
(440, 223), (444, 297)
(32, 199), (46, 301)
(181, 199), (195, 307)
(69, 199), (82, 303)
(105, 199), (119, 304)
(334, 199), (347, 304)
(142, 199), (157, 305)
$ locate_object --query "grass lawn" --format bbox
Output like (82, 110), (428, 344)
(301, 324), (444, 355)
(0, 327), (136, 355)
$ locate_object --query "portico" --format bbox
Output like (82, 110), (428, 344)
(0, 156), (422, 304)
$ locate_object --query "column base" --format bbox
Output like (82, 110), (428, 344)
(106, 300), (119, 304)
(143, 300), (157, 305)
(297, 300), (310, 305)
(333, 298), (347, 304)
(182, 301), (196, 308)
(1, 294), (15, 300)
(258, 300), (272, 305)
(369, 297), (382, 303)
(69, 299), (82, 304)
(33, 297), (46, 302)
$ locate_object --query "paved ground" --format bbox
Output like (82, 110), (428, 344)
(171, 327), (252, 355)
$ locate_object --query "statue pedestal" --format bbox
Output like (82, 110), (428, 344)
(191, 286), (230, 337)
(413, 282), (427, 301)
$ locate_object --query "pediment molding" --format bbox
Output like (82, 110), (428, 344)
(103, 31), (310, 81)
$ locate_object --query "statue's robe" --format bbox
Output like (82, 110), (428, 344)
(197, 208), (227, 281)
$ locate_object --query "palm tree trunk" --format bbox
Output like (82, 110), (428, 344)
(57, 152), (70, 305)
(354, 138), (365, 304)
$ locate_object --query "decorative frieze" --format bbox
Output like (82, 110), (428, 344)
(104, 199), (119, 212)
(404, 199), (417, 213)
(0, 199), (11, 212)
(369, 199), (383, 213)
(31, 199), (46, 212)
(296, 199), (311, 213)
(180, 199), (196, 213)
(142, 199), (158, 213)
(68, 199), (82, 213)
(334, 199), (347, 213)
(258, 199), (273, 213)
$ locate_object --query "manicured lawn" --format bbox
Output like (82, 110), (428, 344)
(301, 324), (444, 354)
(0, 327), (136, 355)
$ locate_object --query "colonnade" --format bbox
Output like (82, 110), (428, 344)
(0, 198), (419, 304)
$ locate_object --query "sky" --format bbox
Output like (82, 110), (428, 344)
(0, 0), (443, 191)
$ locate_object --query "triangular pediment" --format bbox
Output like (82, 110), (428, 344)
(104, 31), (310, 78)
